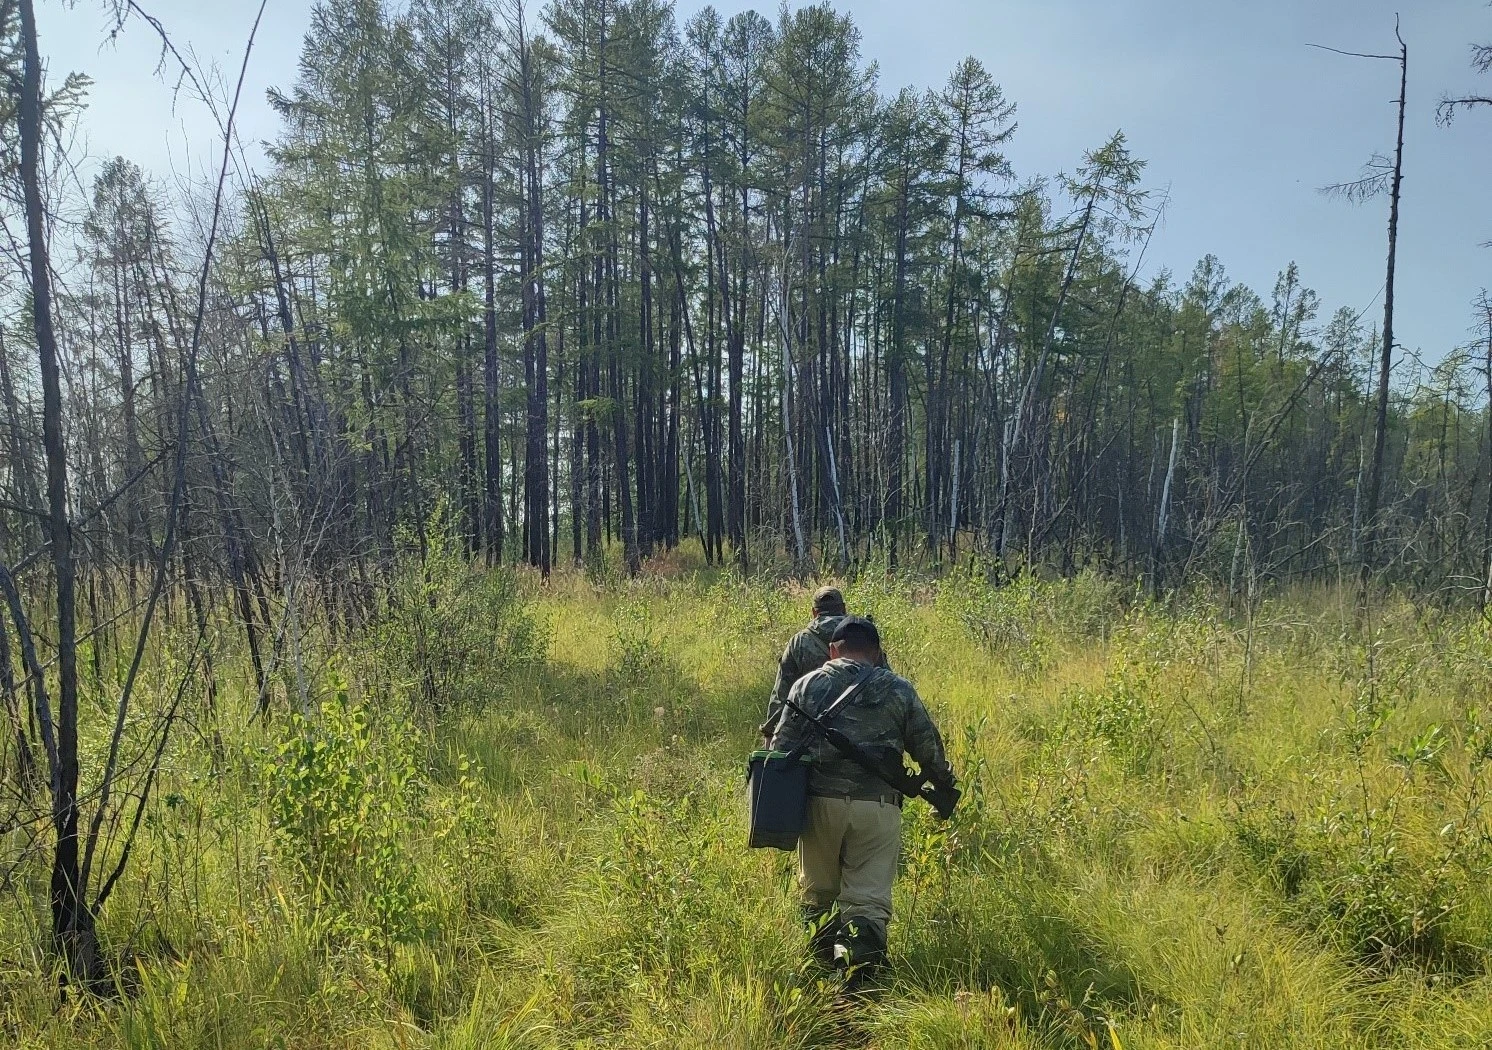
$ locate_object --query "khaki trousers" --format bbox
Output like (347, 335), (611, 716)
(798, 795), (901, 935)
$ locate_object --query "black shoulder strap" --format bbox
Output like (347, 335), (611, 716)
(821, 663), (879, 720)
(786, 663), (877, 758)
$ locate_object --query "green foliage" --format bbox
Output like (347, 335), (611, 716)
(609, 599), (667, 690)
(374, 521), (546, 712)
(1226, 711), (1492, 973)
(12, 571), (1492, 1049)
(937, 569), (1127, 682)
(600, 788), (737, 980)
(259, 682), (432, 954)
(1064, 679), (1163, 776)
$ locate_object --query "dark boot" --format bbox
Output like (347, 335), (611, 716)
(802, 907), (842, 968)
(834, 917), (888, 992)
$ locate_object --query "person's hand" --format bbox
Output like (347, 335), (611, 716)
(923, 780), (961, 821)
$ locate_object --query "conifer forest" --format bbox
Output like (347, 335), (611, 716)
(3, 0), (1492, 1046)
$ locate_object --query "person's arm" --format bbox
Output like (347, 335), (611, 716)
(760, 640), (801, 740)
(768, 677), (814, 754)
(903, 688), (956, 787)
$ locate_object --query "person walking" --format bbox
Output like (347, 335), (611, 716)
(768, 616), (957, 983)
(759, 586), (850, 742)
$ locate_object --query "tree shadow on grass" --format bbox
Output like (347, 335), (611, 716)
(486, 656), (765, 747)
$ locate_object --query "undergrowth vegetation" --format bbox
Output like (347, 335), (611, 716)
(6, 550), (1492, 1048)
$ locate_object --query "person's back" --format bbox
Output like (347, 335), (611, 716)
(780, 659), (949, 802)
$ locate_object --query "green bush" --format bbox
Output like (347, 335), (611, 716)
(258, 682), (430, 955)
(374, 520), (545, 712)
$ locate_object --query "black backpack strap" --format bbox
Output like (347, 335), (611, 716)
(785, 663), (878, 761)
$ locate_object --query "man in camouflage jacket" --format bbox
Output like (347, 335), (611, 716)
(768, 616), (956, 977)
(760, 586), (891, 743)
(759, 586), (848, 742)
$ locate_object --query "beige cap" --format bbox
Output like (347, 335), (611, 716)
(812, 586), (846, 614)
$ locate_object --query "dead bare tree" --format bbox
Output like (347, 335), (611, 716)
(1311, 19), (1408, 594)
(10, 0), (267, 985)
(15, 0), (96, 983)
(1478, 293), (1492, 610)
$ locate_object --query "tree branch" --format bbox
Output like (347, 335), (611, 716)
(79, 0), (269, 906)
(1305, 42), (1400, 62)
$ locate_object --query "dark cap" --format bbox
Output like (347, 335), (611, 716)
(829, 615), (880, 651)
(812, 586), (846, 614)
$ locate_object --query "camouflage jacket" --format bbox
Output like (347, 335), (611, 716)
(769, 658), (955, 801)
(761, 615), (844, 737)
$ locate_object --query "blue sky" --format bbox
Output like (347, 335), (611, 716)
(37, 0), (1492, 358)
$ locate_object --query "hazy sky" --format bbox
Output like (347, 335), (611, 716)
(35, 0), (1492, 360)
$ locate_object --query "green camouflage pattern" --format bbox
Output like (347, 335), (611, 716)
(769, 657), (955, 801)
(761, 615), (844, 737)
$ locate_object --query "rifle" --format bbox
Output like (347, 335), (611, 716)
(782, 688), (961, 821)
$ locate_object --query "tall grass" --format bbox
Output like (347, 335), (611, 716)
(5, 552), (1492, 1048)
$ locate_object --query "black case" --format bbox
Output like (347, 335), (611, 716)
(746, 749), (811, 850)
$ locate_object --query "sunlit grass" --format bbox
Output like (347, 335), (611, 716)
(4, 557), (1492, 1048)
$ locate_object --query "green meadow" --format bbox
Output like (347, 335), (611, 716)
(7, 553), (1492, 1049)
